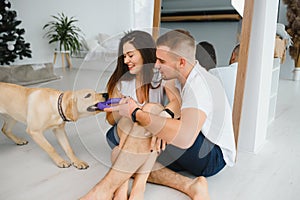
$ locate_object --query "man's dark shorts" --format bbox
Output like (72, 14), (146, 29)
(106, 125), (226, 177)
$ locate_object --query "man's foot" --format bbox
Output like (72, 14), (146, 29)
(188, 176), (210, 200)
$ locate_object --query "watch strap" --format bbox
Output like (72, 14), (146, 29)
(131, 107), (141, 123)
(164, 108), (174, 118)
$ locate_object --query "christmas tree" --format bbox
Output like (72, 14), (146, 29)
(0, 0), (31, 65)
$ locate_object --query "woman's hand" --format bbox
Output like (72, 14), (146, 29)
(150, 135), (167, 154)
(104, 97), (140, 119)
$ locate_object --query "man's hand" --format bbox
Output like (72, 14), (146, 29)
(147, 107), (173, 152)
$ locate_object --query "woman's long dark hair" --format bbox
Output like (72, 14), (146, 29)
(106, 30), (157, 101)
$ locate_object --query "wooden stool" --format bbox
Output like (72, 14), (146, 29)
(53, 50), (72, 70)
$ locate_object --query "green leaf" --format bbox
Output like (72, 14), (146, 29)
(43, 12), (84, 54)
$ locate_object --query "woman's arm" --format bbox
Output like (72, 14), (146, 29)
(106, 90), (123, 125)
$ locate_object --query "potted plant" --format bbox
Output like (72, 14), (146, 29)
(43, 12), (84, 55)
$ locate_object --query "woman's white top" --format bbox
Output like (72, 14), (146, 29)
(117, 76), (165, 106)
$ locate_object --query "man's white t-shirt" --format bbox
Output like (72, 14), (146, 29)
(175, 61), (236, 166)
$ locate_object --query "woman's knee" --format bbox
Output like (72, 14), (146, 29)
(142, 103), (164, 115)
(117, 117), (133, 136)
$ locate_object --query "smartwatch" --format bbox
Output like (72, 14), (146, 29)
(131, 107), (141, 123)
(164, 108), (174, 118)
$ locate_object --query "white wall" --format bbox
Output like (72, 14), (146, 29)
(238, 0), (279, 153)
(9, 0), (294, 78)
(162, 0), (294, 79)
(10, 0), (134, 66)
(162, 21), (240, 66)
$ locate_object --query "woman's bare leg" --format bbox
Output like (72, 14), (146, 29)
(129, 151), (158, 200)
(111, 147), (129, 200)
(113, 180), (129, 200)
(81, 103), (165, 200)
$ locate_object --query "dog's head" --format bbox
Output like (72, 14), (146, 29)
(64, 89), (108, 121)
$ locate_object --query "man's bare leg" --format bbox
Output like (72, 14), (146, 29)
(148, 162), (210, 200)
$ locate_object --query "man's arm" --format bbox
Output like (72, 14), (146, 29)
(163, 79), (181, 119)
(105, 97), (207, 149)
(136, 107), (206, 149)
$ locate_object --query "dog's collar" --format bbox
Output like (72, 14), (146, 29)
(58, 93), (71, 122)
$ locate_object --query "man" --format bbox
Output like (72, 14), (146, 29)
(81, 29), (236, 200)
(209, 44), (240, 108)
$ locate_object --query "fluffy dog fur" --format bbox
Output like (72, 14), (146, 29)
(0, 82), (108, 169)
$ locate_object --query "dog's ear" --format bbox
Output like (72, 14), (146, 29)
(65, 92), (79, 121)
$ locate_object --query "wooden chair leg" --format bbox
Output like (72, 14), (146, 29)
(61, 53), (65, 71)
(53, 52), (57, 65)
(65, 53), (72, 69)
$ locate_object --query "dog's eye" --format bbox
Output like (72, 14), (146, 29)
(84, 93), (91, 98)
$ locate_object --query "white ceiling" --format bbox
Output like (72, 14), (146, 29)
(161, 0), (235, 13)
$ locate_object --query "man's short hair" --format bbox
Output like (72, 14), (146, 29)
(157, 29), (195, 50)
(157, 29), (196, 63)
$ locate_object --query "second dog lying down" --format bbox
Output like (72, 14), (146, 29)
(0, 82), (108, 169)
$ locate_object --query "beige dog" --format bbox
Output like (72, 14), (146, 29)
(0, 82), (108, 169)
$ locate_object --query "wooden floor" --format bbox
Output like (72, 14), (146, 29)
(0, 68), (299, 200)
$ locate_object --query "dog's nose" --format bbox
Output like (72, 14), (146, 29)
(103, 93), (109, 101)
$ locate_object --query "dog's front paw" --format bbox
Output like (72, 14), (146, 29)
(15, 138), (29, 145)
(73, 160), (89, 170)
(57, 160), (71, 168)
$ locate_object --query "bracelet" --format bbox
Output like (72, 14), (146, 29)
(131, 107), (141, 123)
(164, 108), (174, 118)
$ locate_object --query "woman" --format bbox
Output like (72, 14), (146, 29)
(105, 30), (180, 145)
(105, 30), (181, 199)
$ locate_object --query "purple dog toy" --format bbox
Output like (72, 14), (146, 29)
(97, 98), (121, 110)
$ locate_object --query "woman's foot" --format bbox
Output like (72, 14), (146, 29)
(113, 180), (129, 200)
(80, 188), (112, 200)
(129, 184), (146, 200)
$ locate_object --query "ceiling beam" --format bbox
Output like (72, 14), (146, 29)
(161, 14), (241, 22)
